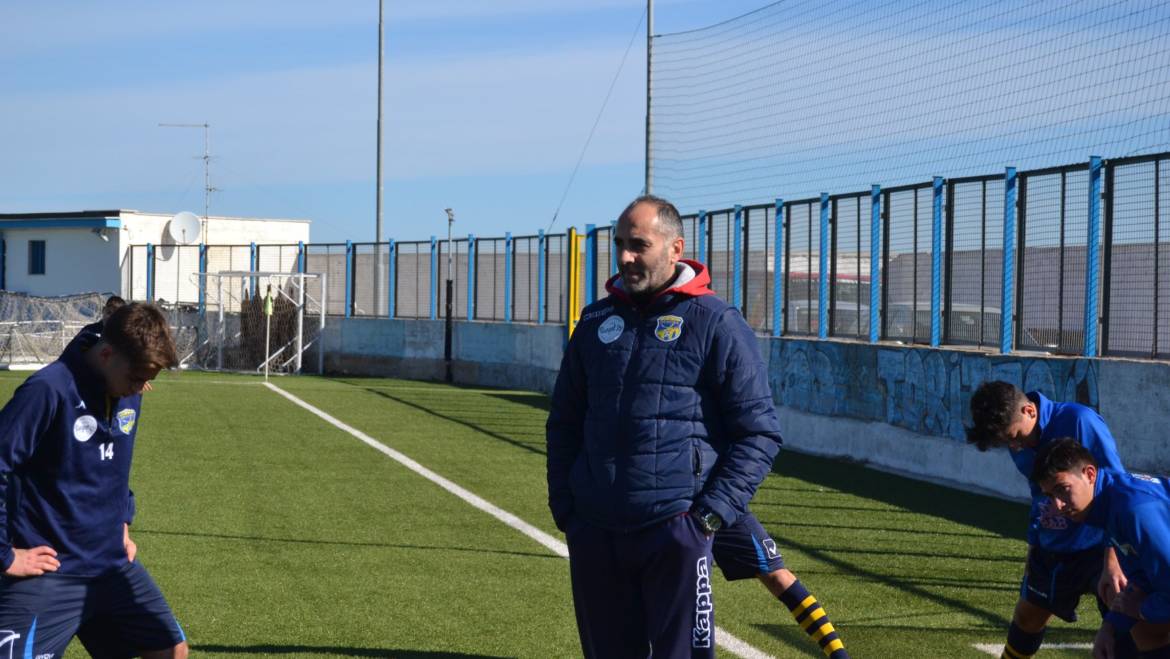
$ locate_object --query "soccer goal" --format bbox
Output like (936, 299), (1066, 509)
(188, 271), (326, 375)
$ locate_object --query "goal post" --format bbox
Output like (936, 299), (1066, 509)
(190, 271), (326, 375)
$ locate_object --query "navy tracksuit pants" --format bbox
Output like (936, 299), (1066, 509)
(566, 512), (716, 659)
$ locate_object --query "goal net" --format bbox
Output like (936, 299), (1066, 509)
(188, 271), (326, 374)
(0, 291), (107, 367)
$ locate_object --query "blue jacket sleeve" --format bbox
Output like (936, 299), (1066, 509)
(125, 489), (136, 525)
(1130, 501), (1170, 624)
(1078, 412), (1125, 472)
(695, 309), (783, 527)
(546, 333), (586, 532)
(0, 379), (57, 571)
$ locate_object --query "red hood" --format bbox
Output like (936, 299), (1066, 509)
(604, 259), (715, 306)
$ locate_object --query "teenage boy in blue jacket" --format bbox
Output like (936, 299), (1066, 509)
(549, 195), (815, 658)
(1031, 438), (1170, 658)
(968, 381), (1135, 659)
(0, 303), (187, 659)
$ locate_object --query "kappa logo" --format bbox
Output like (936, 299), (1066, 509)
(692, 556), (713, 648)
(73, 415), (98, 443)
(1133, 472), (1162, 484)
(762, 538), (779, 558)
(580, 307), (614, 322)
(654, 315), (684, 343)
(1112, 539), (1138, 557)
(597, 315), (625, 344)
(116, 409), (137, 435)
(75, 400), (86, 410)
(0, 630), (19, 659)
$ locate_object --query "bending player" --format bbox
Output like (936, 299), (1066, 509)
(968, 381), (1136, 659)
(1031, 438), (1170, 658)
(0, 302), (187, 658)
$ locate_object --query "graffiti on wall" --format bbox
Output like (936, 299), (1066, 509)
(769, 339), (1099, 441)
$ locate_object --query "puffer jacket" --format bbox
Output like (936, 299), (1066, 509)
(546, 259), (783, 532)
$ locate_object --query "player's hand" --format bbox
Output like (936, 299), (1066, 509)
(142, 381), (153, 393)
(1111, 585), (1146, 619)
(124, 523), (137, 563)
(5, 546), (60, 577)
(1092, 622), (1115, 659)
(1099, 549), (1128, 604)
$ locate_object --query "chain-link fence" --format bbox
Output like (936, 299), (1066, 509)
(115, 151), (1170, 359)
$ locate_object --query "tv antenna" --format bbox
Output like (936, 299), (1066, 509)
(159, 122), (216, 243)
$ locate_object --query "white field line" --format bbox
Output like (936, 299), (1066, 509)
(264, 382), (774, 659)
(972, 642), (1091, 655)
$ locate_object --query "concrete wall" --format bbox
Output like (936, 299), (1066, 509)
(319, 318), (1170, 500)
(321, 317), (564, 394)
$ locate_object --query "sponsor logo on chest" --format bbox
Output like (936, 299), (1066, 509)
(73, 415), (98, 442)
(597, 315), (625, 344)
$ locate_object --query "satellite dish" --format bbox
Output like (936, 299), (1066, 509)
(167, 211), (202, 245)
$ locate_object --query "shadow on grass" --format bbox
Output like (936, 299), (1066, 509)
(194, 645), (513, 658)
(770, 451), (1027, 540)
(483, 392), (550, 413)
(135, 528), (559, 560)
(341, 382), (546, 457)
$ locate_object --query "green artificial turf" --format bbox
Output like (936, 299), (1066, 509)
(0, 370), (1104, 657)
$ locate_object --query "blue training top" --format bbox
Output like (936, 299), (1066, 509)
(1084, 469), (1170, 630)
(1010, 392), (1124, 552)
(0, 336), (141, 577)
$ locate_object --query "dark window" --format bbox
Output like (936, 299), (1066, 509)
(28, 240), (45, 275)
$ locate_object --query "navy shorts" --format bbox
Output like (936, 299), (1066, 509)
(1020, 546), (1104, 623)
(0, 560), (185, 659)
(711, 512), (785, 581)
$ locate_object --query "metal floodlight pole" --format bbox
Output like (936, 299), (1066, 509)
(444, 208), (455, 383)
(373, 0), (386, 315)
(644, 0), (653, 194)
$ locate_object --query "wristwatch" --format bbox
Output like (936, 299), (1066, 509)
(691, 508), (723, 534)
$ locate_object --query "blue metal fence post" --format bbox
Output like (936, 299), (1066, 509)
(537, 230), (547, 324)
(698, 210), (708, 264)
(1085, 155), (1103, 357)
(146, 243), (155, 301)
(818, 193), (830, 339)
(504, 233), (513, 323)
(733, 205), (743, 311)
(344, 241), (353, 318)
(297, 241), (305, 274)
(467, 234), (476, 320)
(584, 224), (597, 306)
(198, 243), (207, 317)
(869, 185), (882, 343)
(931, 176), (944, 347)
(387, 239), (396, 319)
(1001, 167), (1017, 354)
(773, 199), (784, 337)
(429, 236), (437, 320)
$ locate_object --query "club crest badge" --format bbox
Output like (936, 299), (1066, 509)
(73, 415), (98, 442)
(597, 315), (625, 344)
(654, 315), (684, 343)
(117, 409), (137, 435)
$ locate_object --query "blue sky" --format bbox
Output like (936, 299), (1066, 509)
(0, 0), (769, 243)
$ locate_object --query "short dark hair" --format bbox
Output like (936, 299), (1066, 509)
(966, 380), (1028, 451)
(102, 302), (179, 371)
(102, 295), (127, 321)
(1031, 437), (1097, 484)
(619, 195), (683, 240)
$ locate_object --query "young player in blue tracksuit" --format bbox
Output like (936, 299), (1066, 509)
(968, 381), (1135, 659)
(0, 303), (187, 659)
(1031, 438), (1170, 658)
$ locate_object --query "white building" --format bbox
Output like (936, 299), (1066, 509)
(0, 210), (310, 298)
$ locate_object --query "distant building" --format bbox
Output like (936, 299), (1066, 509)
(0, 210), (310, 298)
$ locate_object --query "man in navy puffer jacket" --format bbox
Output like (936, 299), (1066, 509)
(547, 195), (783, 658)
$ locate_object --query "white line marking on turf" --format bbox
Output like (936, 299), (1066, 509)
(972, 642), (1091, 655)
(264, 382), (775, 659)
